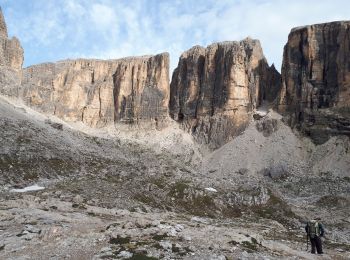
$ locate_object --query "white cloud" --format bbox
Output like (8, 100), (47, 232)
(3, 0), (350, 72)
(90, 3), (117, 30)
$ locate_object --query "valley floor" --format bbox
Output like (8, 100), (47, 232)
(1, 188), (349, 260)
(1, 96), (350, 259)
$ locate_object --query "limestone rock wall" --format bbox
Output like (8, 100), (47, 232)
(170, 38), (281, 148)
(278, 21), (350, 144)
(0, 7), (7, 38)
(21, 54), (170, 128)
(113, 54), (169, 126)
(0, 8), (24, 96)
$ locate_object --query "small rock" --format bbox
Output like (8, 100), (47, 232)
(191, 216), (208, 224)
(167, 228), (177, 237)
(134, 247), (148, 255)
(159, 241), (172, 251)
(135, 219), (151, 228)
(45, 119), (63, 130)
(237, 168), (249, 175)
(24, 233), (37, 241)
(99, 247), (112, 253)
(172, 243), (182, 253)
(73, 195), (84, 204)
(117, 251), (133, 258)
(181, 235), (192, 241)
(151, 220), (161, 226)
(25, 225), (41, 234)
(94, 251), (114, 259)
(122, 222), (134, 229)
(174, 224), (184, 232)
(115, 209), (130, 216)
(72, 203), (86, 209)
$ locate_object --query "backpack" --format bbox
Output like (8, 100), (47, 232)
(308, 221), (320, 238)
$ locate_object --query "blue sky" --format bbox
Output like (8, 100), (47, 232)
(1, 0), (349, 72)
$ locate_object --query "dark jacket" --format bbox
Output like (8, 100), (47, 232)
(305, 220), (325, 237)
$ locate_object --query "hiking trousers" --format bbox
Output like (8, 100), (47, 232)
(310, 236), (323, 254)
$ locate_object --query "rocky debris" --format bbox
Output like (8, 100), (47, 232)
(94, 246), (114, 259)
(256, 118), (278, 137)
(259, 163), (290, 180)
(278, 21), (350, 144)
(21, 53), (170, 129)
(170, 38), (281, 148)
(202, 111), (309, 178)
(3, 179), (349, 260)
(44, 119), (63, 130)
(16, 224), (42, 241)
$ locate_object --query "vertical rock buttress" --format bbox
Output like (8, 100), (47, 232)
(278, 21), (350, 144)
(0, 7), (24, 96)
(170, 38), (281, 148)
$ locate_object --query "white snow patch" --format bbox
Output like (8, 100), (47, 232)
(205, 187), (217, 192)
(10, 184), (45, 193)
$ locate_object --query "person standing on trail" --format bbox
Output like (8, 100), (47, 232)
(305, 217), (325, 254)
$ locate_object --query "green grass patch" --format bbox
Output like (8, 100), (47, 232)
(168, 180), (191, 199)
(241, 240), (258, 251)
(109, 235), (131, 245)
(128, 253), (158, 260)
(152, 234), (168, 241)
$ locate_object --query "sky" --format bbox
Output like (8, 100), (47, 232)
(1, 0), (349, 73)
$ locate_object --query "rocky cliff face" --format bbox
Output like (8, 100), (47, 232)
(21, 54), (169, 128)
(0, 8), (24, 96)
(0, 7), (8, 38)
(0, 8), (169, 129)
(170, 38), (281, 148)
(278, 21), (350, 144)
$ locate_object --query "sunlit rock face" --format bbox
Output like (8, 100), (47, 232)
(21, 53), (170, 128)
(170, 38), (281, 148)
(1, 7), (170, 129)
(278, 21), (350, 144)
(0, 8), (24, 96)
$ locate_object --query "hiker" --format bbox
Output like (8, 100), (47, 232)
(305, 217), (325, 254)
